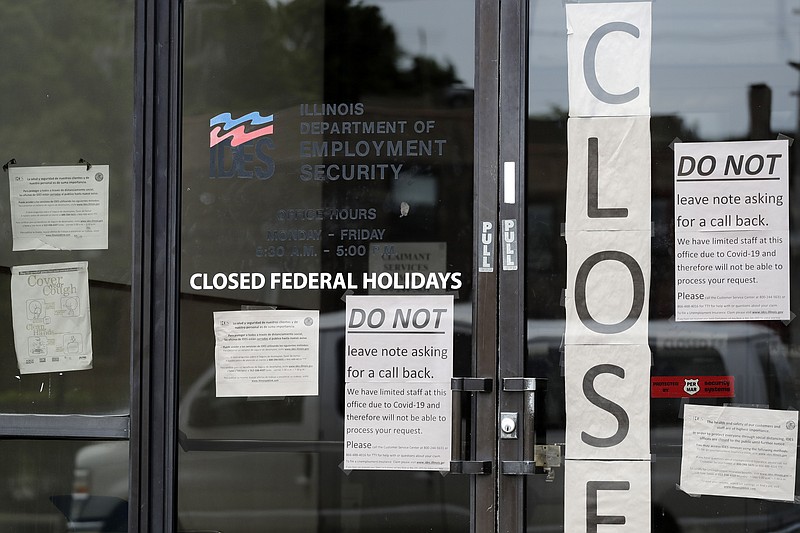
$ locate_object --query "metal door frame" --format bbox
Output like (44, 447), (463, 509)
(135, 0), (182, 530)
(472, 0), (531, 531)
(135, 0), (532, 530)
(497, 0), (530, 531)
(473, 0), (501, 531)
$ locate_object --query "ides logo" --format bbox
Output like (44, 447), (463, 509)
(209, 111), (276, 180)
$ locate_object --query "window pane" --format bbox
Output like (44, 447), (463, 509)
(0, 1), (134, 414)
(0, 439), (129, 533)
(179, 0), (473, 530)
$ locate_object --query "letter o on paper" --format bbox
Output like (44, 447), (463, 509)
(575, 251), (645, 334)
(583, 22), (640, 105)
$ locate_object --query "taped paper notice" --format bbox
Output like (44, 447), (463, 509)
(566, 117), (651, 232)
(680, 404), (798, 501)
(9, 165), (109, 251)
(674, 140), (790, 321)
(214, 309), (319, 397)
(565, 344), (650, 460)
(344, 295), (453, 471)
(566, 2), (651, 117)
(564, 1), (653, 530)
(565, 230), (650, 345)
(10, 262), (93, 374)
(564, 459), (651, 532)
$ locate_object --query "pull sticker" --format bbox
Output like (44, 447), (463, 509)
(479, 221), (495, 273)
(502, 219), (518, 271)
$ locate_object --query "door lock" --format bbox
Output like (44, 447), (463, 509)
(500, 412), (518, 439)
(499, 377), (560, 479)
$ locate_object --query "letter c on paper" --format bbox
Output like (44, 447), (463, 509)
(583, 22), (640, 105)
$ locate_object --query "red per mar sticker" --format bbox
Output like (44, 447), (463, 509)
(651, 376), (735, 398)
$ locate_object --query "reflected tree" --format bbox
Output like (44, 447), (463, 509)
(182, 0), (462, 112)
(0, 1), (133, 165)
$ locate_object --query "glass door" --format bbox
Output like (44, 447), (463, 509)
(174, 0), (800, 532)
(524, 1), (800, 532)
(177, 1), (482, 531)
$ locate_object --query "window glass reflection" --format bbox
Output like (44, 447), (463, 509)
(0, 1), (134, 414)
(0, 440), (128, 533)
(179, 1), (473, 531)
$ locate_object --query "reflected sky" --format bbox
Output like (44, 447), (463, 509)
(371, 0), (800, 140)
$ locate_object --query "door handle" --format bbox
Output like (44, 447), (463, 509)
(449, 377), (493, 474)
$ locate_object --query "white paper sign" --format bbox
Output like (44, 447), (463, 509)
(10, 262), (93, 374)
(344, 295), (453, 471)
(213, 309), (319, 397)
(9, 165), (109, 251)
(565, 230), (650, 345)
(674, 140), (790, 321)
(564, 2), (653, 529)
(680, 404), (798, 501)
(566, 2), (651, 117)
(566, 117), (651, 232)
(565, 344), (651, 460)
(564, 459), (651, 532)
